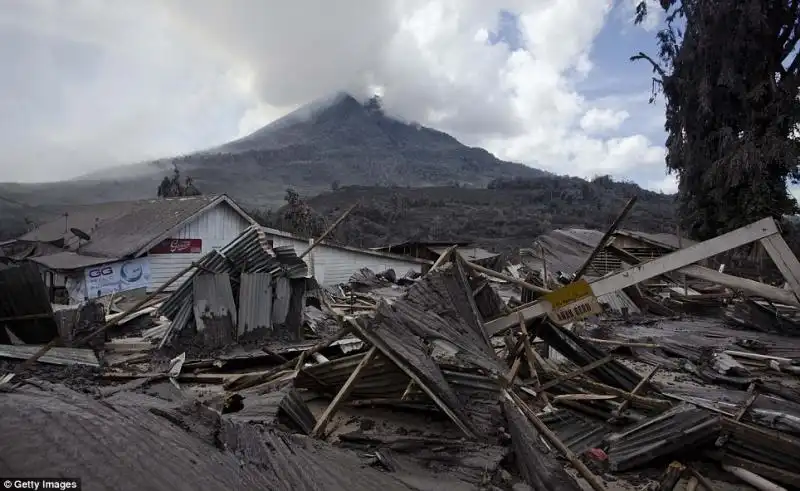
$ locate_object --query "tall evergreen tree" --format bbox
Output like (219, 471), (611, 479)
(634, 0), (800, 239)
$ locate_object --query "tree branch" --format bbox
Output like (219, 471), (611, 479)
(630, 52), (667, 79)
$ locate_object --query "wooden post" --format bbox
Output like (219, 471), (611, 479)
(299, 203), (358, 260)
(573, 196), (637, 280)
(312, 346), (378, 438)
(427, 245), (457, 274)
(540, 244), (549, 289)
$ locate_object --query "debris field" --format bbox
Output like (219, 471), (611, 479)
(2, 211), (800, 491)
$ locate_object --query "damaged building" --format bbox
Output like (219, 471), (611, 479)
(3, 208), (800, 491)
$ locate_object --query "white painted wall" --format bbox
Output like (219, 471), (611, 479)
(147, 203), (252, 292)
(264, 231), (424, 286)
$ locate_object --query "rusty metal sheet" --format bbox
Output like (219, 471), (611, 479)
(238, 273), (273, 337)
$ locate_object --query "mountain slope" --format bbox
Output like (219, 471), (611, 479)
(174, 93), (546, 193)
(262, 175), (678, 252)
(0, 93), (546, 222)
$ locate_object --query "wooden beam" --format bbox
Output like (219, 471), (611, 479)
(299, 202), (357, 260)
(486, 217), (781, 336)
(678, 264), (799, 306)
(590, 218), (780, 296)
(312, 346), (378, 438)
(535, 355), (615, 393)
(464, 260), (550, 293)
(573, 196), (637, 280)
(760, 233), (800, 300)
(427, 245), (457, 274)
(610, 364), (659, 420)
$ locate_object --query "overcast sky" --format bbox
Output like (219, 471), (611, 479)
(0, 0), (679, 192)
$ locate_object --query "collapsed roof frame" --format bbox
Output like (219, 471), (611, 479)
(486, 217), (800, 336)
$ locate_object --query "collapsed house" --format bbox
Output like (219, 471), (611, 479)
(2, 212), (800, 491)
(372, 241), (502, 271)
(5, 195), (257, 303)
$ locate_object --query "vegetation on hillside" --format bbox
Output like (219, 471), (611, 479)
(634, 0), (800, 240)
(157, 166), (202, 198)
(257, 175), (678, 252)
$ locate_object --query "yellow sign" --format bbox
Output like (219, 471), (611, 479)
(543, 280), (602, 324)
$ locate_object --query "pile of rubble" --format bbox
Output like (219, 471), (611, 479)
(1, 215), (800, 491)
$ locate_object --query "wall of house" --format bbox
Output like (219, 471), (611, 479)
(147, 204), (252, 292)
(265, 233), (424, 286)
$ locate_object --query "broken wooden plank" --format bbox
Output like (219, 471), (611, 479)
(225, 326), (352, 391)
(760, 233), (800, 301)
(0, 344), (99, 367)
(312, 346), (378, 438)
(464, 260), (550, 293)
(610, 364), (659, 419)
(535, 355), (615, 393)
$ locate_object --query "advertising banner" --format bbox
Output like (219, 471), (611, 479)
(85, 257), (151, 298)
(149, 238), (202, 254)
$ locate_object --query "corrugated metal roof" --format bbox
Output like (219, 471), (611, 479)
(261, 227), (432, 265)
(18, 195), (246, 259)
(373, 241), (473, 250)
(429, 246), (499, 262)
(28, 251), (115, 271)
(606, 403), (721, 472)
(615, 230), (697, 250)
(0, 382), (419, 491)
(538, 409), (610, 454)
(523, 228), (604, 276)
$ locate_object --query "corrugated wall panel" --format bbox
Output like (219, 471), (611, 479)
(310, 246), (423, 285)
(260, 231), (424, 286)
(146, 204), (252, 292)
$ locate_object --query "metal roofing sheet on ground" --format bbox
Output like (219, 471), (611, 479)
(0, 344), (99, 367)
(0, 382), (419, 491)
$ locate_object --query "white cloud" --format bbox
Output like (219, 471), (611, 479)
(647, 174), (679, 194)
(0, 0), (667, 188)
(580, 108), (630, 133)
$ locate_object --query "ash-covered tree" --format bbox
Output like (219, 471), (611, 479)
(157, 165), (202, 198)
(634, 0), (800, 240)
(278, 188), (326, 237)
